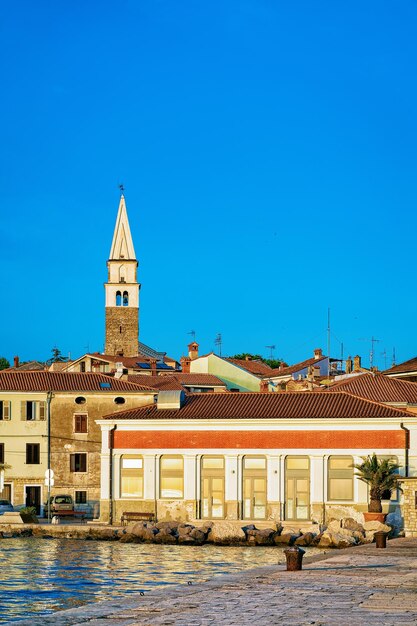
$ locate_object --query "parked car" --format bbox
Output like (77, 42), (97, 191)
(0, 499), (14, 515)
(44, 494), (74, 516)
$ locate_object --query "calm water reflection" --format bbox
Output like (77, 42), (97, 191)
(0, 538), (320, 623)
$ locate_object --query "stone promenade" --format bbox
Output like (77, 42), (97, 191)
(12, 537), (417, 626)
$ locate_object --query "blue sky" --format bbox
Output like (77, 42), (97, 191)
(1, 0), (416, 369)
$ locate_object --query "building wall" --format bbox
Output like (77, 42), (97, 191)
(49, 391), (154, 515)
(190, 355), (261, 391)
(99, 417), (411, 524)
(105, 306), (139, 357)
(0, 392), (47, 507)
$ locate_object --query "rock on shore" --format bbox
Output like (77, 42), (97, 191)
(0, 516), (396, 548)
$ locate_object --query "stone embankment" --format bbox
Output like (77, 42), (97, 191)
(0, 517), (395, 548)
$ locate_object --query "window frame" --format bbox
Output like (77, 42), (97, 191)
(75, 490), (87, 504)
(0, 400), (10, 420)
(74, 413), (88, 433)
(70, 453), (87, 473)
(327, 455), (354, 502)
(26, 443), (40, 464)
(160, 455), (184, 499)
(120, 455), (144, 498)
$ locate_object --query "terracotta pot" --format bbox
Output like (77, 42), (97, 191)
(363, 512), (386, 523)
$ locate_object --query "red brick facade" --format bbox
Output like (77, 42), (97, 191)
(114, 429), (406, 450)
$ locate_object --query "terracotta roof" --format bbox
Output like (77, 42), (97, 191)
(0, 371), (155, 392)
(101, 391), (412, 421)
(325, 373), (417, 403)
(128, 374), (227, 388)
(85, 352), (175, 371)
(266, 356), (327, 378)
(3, 361), (47, 372)
(384, 356), (417, 375)
(224, 358), (273, 376)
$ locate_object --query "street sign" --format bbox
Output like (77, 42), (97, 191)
(45, 469), (54, 479)
(44, 477), (54, 487)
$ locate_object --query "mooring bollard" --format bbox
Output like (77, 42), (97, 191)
(284, 546), (305, 571)
(374, 531), (387, 549)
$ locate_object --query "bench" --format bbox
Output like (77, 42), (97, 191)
(52, 511), (86, 524)
(121, 511), (156, 526)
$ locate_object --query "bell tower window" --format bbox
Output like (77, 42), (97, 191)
(123, 291), (129, 306)
(116, 291), (122, 306)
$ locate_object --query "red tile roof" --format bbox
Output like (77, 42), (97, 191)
(266, 356), (327, 378)
(3, 361), (47, 372)
(0, 371), (155, 392)
(325, 373), (417, 403)
(128, 374), (227, 388)
(384, 356), (417, 375)
(101, 391), (412, 421)
(224, 358), (273, 376)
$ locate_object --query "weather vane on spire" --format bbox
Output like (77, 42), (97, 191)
(118, 183), (125, 194)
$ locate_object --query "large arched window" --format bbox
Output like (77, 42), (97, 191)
(122, 291), (129, 306)
(116, 291), (122, 306)
(120, 455), (144, 498)
(160, 456), (183, 499)
(328, 456), (354, 501)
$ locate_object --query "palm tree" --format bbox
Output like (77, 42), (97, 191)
(354, 454), (401, 513)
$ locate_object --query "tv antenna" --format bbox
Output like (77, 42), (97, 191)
(358, 336), (380, 370)
(392, 347), (396, 367)
(214, 333), (222, 357)
(187, 330), (196, 341)
(265, 345), (276, 359)
(381, 348), (387, 370)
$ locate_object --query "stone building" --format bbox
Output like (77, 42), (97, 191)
(97, 390), (414, 525)
(0, 371), (154, 514)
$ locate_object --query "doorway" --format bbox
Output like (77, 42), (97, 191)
(242, 456), (267, 519)
(25, 485), (41, 515)
(201, 456), (224, 519)
(285, 457), (310, 521)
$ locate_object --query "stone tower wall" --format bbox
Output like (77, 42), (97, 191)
(105, 307), (139, 356)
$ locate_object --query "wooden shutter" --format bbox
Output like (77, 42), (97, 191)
(39, 401), (46, 420)
(21, 401), (27, 420)
(3, 401), (10, 420)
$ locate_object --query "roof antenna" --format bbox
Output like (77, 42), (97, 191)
(188, 330), (196, 342)
(265, 345), (275, 359)
(392, 347), (396, 367)
(214, 333), (222, 357)
(358, 336), (380, 371)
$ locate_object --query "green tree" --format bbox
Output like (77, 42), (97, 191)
(354, 453), (401, 513)
(48, 347), (69, 363)
(229, 353), (285, 369)
(0, 357), (10, 370)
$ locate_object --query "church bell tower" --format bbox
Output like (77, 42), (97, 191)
(104, 194), (140, 356)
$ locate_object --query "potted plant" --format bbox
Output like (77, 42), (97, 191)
(354, 453), (400, 522)
(19, 506), (39, 524)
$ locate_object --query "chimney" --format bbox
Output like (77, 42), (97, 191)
(14, 355), (19, 368)
(314, 348), (323, 360)
(345, 356), (353, 374)
(150, 358), (157, 375)
(260, 379), (270, 393)
(245, 355), (252, 361)
(180, 356), (191, 374)
(353, 355), (362, 371)
(188, 342), (199, 360)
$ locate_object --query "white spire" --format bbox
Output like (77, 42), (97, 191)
(109, 195), (136, 260)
